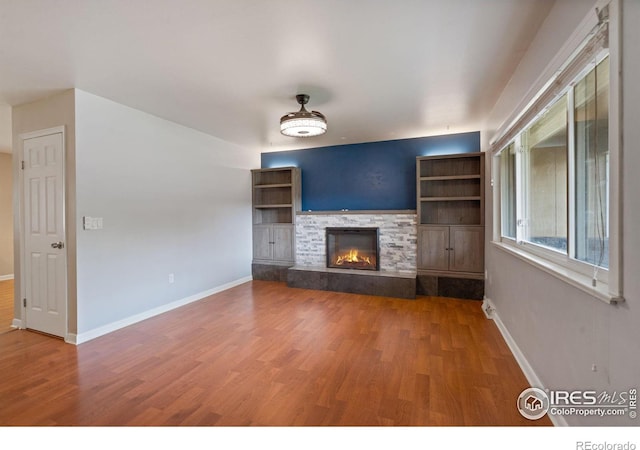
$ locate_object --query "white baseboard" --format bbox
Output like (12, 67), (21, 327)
(0, 274), (14, 281)
(482, 297), (569, 427)
(72, 276), (252, 345)
(11, 318), (22, 329)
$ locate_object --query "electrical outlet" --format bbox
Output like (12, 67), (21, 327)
(168, 273), (174, 284)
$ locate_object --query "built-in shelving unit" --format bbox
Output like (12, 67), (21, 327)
(252, 168), (300, 225)
(416, 153), (485, 299)
(417, 153), (484, 227)
(251, 167), (301, 280)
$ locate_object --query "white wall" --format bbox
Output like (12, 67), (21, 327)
(0, 153), (13, 276)
(74, 90), (258, 334)
(0, 105), (12, 276)
(0, 104), (11, 153)
(484, 0), (640, 425)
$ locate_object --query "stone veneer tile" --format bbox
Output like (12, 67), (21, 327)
(295, 213), (417, 271)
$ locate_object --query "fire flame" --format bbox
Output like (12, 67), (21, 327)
(335, 249), (372, 266)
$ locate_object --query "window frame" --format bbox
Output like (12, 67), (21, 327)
(490, 1), (622, 304)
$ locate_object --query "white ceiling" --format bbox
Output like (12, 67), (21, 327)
(0, 0), (556, 153)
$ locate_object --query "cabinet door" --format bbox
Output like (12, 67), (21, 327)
(449, 226), (484, 273)
(272, 224), (294, 262)
(253, 225), (273, 261)
(418, 226), (449, 271)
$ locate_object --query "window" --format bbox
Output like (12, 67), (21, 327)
(498, 57), (609, 269)
(523, 94), (568, 253)
(492, 11), (620, 304)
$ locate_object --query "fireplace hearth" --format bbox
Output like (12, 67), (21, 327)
(326, 227), (379, 271)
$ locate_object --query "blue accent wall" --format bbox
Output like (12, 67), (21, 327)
(261, 132), (480, 211)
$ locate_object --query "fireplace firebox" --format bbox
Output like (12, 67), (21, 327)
(326, 227), (380, 271)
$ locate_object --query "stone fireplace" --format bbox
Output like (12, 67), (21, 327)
(326, 227), (379, 271)
(294, 211), (417, 271)
(286, 211), (418, 299)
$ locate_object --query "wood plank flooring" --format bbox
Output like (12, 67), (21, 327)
(0, 280), (551, 426)
(0, 279), (13, 333)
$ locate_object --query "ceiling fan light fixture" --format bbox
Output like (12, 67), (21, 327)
(280, 94), (327, 137)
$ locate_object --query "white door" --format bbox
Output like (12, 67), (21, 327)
(22, 130), (67, 337)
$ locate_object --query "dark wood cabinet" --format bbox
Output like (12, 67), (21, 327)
(253, 224), (295, 263)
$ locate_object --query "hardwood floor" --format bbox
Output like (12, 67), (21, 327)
(0, 281), (551, 426)
(0, 279), (14, 333)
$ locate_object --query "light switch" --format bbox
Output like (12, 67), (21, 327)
(83, 216), (103, 230)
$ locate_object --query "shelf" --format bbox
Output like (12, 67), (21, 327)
(418, 155), (482, 178)
(420, 175), (481, 181)
(252, 167), (294, 186)
(254, 204), (293, 209)
(420, 196), (481, 202)
(254, 183), (293, 189)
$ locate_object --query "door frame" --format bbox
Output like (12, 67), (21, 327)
(17, 126), (68, 338)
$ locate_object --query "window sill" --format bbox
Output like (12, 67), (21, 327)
(491, 241), (623, 305)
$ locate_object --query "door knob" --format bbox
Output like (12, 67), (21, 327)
(51, 241), (64, 249)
